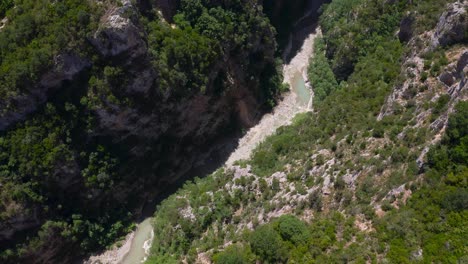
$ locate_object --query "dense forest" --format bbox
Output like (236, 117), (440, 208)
(0, 0), (285, 262)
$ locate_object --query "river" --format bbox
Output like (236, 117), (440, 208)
(124, 28), (318, 264)
(84, 21), (319, 264)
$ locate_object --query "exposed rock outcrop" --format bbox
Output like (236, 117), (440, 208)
(90, 1), (146, 60)
(432, 1), (468, 47)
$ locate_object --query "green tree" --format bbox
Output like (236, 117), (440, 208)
(213, 244), (255, 264)
(249, 224), (287, 263)
(275, 215), (310, 245)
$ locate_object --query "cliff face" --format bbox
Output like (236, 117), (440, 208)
(263, 0), (330, 58)
(85, 0), (273, 196)
(0, 53), (90, 131)
(0, 0), (281, 262)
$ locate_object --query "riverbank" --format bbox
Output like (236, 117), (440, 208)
(83, 232), (134, 264)
(224, 29), (318, 166)
(83, 23), (319, 264)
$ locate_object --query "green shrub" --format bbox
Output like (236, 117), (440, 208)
(0, 0), (13, 17)
(212, 244), (255, 264)
(249, 225), (287, 263)
(420, 71), (428, 82)
(275, 215), (310, 245)
(308, 37), (339, 104)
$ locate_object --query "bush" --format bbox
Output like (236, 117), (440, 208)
(420, 71), (428, 82)
(212, 244), (255, 264)
(249, 225), (287, 263)
(275, 215), (310, 245)
(308, 37), (339, 103)
(0, 0), (13, 17)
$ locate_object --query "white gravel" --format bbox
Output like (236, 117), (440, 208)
(225, 29), (320, 166)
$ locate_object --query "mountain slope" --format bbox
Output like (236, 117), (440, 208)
(146, 0), (467, 263)
(0, 0), (286, 262)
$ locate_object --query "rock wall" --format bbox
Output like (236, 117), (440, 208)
(0, 1), (277, 261)
(263, 0), (330, 58)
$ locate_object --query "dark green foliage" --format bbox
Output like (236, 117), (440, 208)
(145, 0), (466, 263)
(0, 0), (285, 260)
(249, 224), (287, 263)
(445, 101), (468, 164)
(147, 21), (219, 95)
(375, 101), (468, 263)
(0, 0), (99, 109)
(0, 104), (73, 207)
(144, 0), (281, 98)
(251, 16), (404, 176)
(428, 101), (468, 170)
(275, 215), (310, 245)
(320, 0), (405, 79)
(82, 146), (118, 189)
(0, 0), (13, 17)
(308, 37), (339, 104)
(0, 103), (132, 260)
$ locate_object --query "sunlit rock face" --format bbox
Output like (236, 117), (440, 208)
(432, 1), (468, 47)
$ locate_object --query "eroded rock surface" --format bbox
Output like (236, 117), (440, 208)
(432, 1), (468, 47)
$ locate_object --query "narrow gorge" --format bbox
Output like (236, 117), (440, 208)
(87, 3), (322, 263)
(0, 0), (466, 263)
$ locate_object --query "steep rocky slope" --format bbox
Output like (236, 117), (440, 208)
(146, 0), (467, 263)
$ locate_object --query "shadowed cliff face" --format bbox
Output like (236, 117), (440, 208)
(263, 0), (330, 61)
(0, 0), (279, 262)
(152, 0), (180, 22)
(84, 0), (275, 212)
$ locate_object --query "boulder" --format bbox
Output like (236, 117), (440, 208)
(439, 71), (455, 86)
(90, 1), (146, 60)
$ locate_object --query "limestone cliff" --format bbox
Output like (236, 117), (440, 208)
(0, 0), (282, 262)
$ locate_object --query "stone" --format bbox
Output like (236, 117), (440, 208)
(439, 71), (455, 86)
(90, 3), (146, 60)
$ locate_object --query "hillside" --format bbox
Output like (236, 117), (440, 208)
(0, 0), (290, 262)
(0, 0), (466, 263)
(146, 0), (468, 263)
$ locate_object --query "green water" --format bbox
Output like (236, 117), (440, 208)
(120, 74), (311, 264)
(291, 72), (311, 106)
(121, 218), (153, 264)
